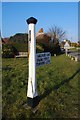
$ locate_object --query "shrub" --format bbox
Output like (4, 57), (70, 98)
(12, 42), (28, 52)
(40, 42), (61, 55)
(2, 44), (17, 58)
(10, 33), (28, 43)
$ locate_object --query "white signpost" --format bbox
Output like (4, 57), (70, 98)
(64, 41), (70, 56)
(26, 17), (51, 108)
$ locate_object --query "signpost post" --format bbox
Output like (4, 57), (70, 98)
(26, 17), (51, 108)
(26, 17), (39, 108)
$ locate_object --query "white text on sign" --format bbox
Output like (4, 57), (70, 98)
(36, 52), (51, 67)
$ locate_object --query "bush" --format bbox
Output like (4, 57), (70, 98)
(40, 43), (61, 55)
(10, 33), (28, 43)
(2, 44), (17, 58)
(12, 42), (28, 52)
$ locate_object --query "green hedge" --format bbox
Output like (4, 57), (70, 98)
(2, 42), (61, 58)
(39, 43), (61, 55)
(12, 43), (28, 52)
(2, 44), (16, 58)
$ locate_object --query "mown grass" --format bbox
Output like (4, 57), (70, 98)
(2, 54), (80, 119)
(0, 49), (2, 120)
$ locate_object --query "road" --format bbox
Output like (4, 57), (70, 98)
(68, 50), (80, 61)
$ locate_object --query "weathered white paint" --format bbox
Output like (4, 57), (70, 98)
(65, 49), (68, 56)
(27, 23), (38, 98)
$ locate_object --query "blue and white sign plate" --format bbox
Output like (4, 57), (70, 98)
(36, 52), (51, 67)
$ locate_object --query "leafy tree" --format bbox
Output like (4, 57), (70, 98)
(9, 33), (28, 52)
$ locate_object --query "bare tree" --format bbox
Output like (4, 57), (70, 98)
(47, 26), (66, 44)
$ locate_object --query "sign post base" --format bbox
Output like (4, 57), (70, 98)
(27, 96), (40, 108)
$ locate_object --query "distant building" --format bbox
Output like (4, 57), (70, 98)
(36, 28), (44, 37)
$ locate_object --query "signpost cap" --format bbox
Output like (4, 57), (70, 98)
(26, 17), (37, 24)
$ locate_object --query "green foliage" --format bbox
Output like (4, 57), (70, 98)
(40, 42), (61, 55)
(36, 33), (61, 55)
(12, 42), (28, 52)
(3, 33), (62, 55)
(12, 42), (43, 53)
(9, 33), (28, 52)
(10, 33), (28, 43)
(2, 44), (16, 58)
(2, 55), (80, 119)
(6, 33), (44, 53)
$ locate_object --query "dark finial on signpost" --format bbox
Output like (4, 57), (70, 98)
(26, 17), (37, 24)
